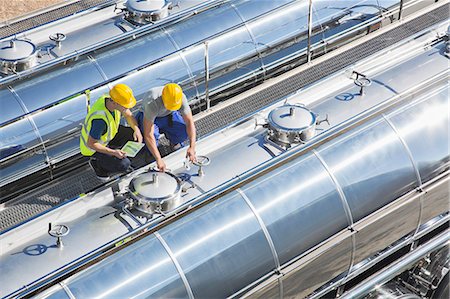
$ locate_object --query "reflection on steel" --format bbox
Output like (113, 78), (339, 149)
(1, 0), (436, 199)
(1, 26), (448, 299)
(340, 233), (449, 299)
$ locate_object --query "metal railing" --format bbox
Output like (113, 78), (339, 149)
(307, 0), (313, 63)
(204, 41), (211, 110)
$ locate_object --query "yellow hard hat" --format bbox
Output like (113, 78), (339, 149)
(162, 83), (183, 111)
(109, 84), (136, 108)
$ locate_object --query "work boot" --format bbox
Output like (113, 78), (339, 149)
(170, 142), (184, 151)
(88, 159), (110, 182)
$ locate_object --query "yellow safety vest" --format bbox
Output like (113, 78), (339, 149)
(79, 95), (121, 156)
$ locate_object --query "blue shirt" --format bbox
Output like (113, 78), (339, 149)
(89, 119), (107, 140)
(89, 107), (115, 140)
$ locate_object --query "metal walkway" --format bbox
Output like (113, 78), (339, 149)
(0, 4), (448, 232)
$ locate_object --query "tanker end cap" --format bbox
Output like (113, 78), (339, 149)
(162, 83), (183, 111)
(109, 84), (137, 108)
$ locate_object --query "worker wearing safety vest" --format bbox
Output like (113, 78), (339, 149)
(80, 84), (143, 179)
(135, 83), (196, 172)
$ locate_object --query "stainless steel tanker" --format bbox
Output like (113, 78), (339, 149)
(0, 0), (438, 201)
(0, 21), (448, 299)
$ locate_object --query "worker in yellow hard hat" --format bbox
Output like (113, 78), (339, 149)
(80, 83), (143, 180)
(136, 83), (196, 172)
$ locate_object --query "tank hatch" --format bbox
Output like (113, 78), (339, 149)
(125, 0), (171, 25)
(0, 39), (38, 75)
(267, 104), (316, 147)
(129, 171), (181, 215)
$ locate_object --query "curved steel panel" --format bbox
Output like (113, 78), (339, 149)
(11, 59), (104, 112)
(183, 25), (262, 95)
(34, 284), (70, 299)
(312, 0), (399, 55)
(316, 117), (418, 222)
(158, 191), (276, 298)
(246, 1), (310, 67)
(30, 94), (87, 164)
(420, 177), (449, 226)
(370, 44), (448, 98)
(93, 29), (178, 79)
(0, 88), (25, 125)
(241, 152), (349, 265)
(231, 0), (294, 21)
(64, 235), (189, 299)
(352, 192), (420, 267)
(118, 53), (197, 102)
(312, 1), (398, 25)
(245, 278), (281, 299)
(386, 88), (449, 184)
(282, 237), (353, 298)
(163, 2), (242, 49)
(45, 15), (133, 57)
(0, 117), (47, 186)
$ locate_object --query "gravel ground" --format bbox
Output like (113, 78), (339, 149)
(0, 0), (65, 23)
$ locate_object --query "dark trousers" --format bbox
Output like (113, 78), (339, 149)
(92, 125), (134, 174)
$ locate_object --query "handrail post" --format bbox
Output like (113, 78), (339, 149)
(307, 0), (313, 63)
(204, 41), (210, 110)
(399, 0), (404, 20)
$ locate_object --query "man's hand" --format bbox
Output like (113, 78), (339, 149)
(124, 108), (143, 143)
(112, 149), (127, 159)
(133, 129), (143, 143)
(156, 158), (167, 172)
(186, 146), (196, 163)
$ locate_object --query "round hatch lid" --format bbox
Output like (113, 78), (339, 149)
(126, 0), (166, 13)
(0, 39), (36, 62)
(130, 171), (180, 200)
(268, 105), (315, 132)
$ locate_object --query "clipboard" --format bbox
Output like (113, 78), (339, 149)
(121, 141), (145, 158)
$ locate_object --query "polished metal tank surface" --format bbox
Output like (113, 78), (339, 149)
(1, 0), (438, 200)
(1, 24), (448, 299)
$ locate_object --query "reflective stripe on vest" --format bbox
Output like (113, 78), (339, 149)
(79, 95), (121, 156)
